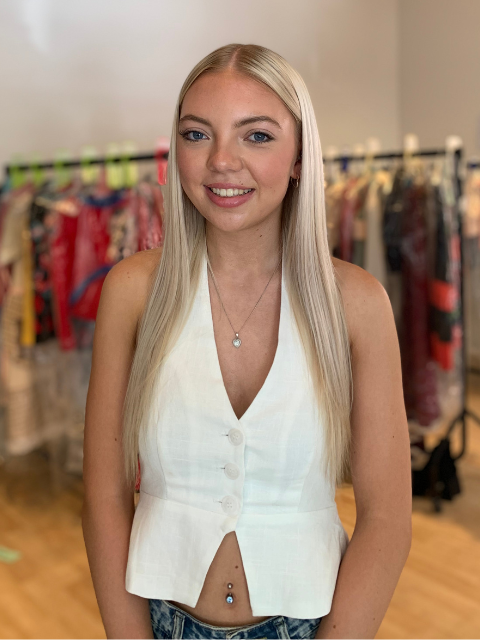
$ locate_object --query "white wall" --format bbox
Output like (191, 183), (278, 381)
(399, 0), (480, 158)
(0, 0), (401, 173)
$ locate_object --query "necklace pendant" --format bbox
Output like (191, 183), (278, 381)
(232, 333), (242, 348)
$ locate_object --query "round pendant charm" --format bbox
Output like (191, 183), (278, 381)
(226, 592), (234, 604)
(232, 334), (242, 348)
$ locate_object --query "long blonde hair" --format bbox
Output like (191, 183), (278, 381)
(122, 44), (353, 492)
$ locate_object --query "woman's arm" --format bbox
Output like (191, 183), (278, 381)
(316, 260), (412, 639)
(82, 249), (160, 639)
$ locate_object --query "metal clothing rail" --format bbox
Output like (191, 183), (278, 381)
(3, 151), (170, 180)
(329, 147), (454, 161)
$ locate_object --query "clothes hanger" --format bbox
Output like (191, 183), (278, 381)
(156, 136), (170, 186)
(9, 155), (27, 189)
(106, 143), (124, 191)
(53, 150), (73, 190)
(28, 154), (45, 188)
(121, 141), (139, 188)
(80, 145), (101, 187)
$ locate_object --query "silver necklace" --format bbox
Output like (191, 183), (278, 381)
(207, 250), (282, 348)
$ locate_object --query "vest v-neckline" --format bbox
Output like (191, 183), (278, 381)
(201, 251), (286, 426)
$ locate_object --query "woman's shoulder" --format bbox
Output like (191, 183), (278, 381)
(107, 246), (162, 281)
(105, 246), (162, 296)
(99, 247), (162, 335)
(331, 256), (395, 352)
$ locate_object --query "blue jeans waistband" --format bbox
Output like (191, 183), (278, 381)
(149, 598), (323, 639)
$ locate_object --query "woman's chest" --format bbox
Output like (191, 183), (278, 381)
(208, 272), (282, 421)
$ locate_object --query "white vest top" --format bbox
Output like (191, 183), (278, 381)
(125, 252), (349, 619)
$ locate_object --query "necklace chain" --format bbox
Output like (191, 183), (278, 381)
(207, 249), (283, 347)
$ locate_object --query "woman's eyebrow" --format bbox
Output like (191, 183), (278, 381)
(179, 114), (211, 126)
(178, 114), (282, 129)
(234, 116), (282, 129)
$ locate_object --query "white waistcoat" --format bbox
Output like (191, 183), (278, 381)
(125, 252), (350, 619)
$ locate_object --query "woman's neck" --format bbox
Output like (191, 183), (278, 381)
(205, 218), (282, 279)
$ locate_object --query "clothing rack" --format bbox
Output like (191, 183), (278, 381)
(332, 146), (480, 511)
(2, 146), (478, 510)
(3, 151), (169, 180)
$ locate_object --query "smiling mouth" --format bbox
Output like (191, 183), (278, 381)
(207, 187), (254, 198)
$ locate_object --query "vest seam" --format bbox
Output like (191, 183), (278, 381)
(139, 488), (337, 515)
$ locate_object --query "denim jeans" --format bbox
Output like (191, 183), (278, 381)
(149, 598), (323, 639)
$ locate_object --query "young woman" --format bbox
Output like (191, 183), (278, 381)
(82, 44), (412, 639)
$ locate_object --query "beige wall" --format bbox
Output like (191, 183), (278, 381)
(0, 0), (401, 172)
(399, 0), (480, 159)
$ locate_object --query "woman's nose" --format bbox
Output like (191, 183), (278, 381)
(206, 140), (243, 173)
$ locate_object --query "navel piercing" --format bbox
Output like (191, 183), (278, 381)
(226, 582), (234, 604)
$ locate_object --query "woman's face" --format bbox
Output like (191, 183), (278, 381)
(177, 69), (301, 234)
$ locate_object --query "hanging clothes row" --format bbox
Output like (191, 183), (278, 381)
(324, 156), (463, 432)
(0, 172), (164, 460)
(463, 165), (480, 370)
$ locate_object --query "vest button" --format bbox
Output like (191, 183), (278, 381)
(224, 462), (240, 479)
(227, 428), (244, 446)
(221, 495), (239, 515)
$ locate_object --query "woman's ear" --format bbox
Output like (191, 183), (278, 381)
(291, 151), (302, 180)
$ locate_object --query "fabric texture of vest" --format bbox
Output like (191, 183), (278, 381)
(125, 252), (350, 619)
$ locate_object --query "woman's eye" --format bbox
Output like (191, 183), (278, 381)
(248, 132), (273, 144)
(182, 130), (207, 141)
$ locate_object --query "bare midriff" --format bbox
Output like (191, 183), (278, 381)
(168, 531), (272, 627)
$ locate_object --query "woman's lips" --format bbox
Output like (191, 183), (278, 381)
(204, 185), (255, 208)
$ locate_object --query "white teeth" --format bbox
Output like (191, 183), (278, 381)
(209, 187), (252, 197)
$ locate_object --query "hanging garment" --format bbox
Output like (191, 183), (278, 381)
(0, 291), (40, 455)
(338, 176), (369, 263)
(0, 186), (41, 455)
(352, 201), (366, 268)
(125, 251), (349, 619)
(69, 190), (126, 322)
(29, 185), (57, 343)
(382, 168), (407, 326)
(463, 170), (480, 366)
(364, 172), (389, 287)
(383, 168), (405, 273)
(324, 180), (347, 255)
(352, 175), (371, 269)
(47, 199), (79, 350)
(136, 181), (164, 251)
(464, 170), (480, 239)
(21, 199), (36, 347)
(428, 181), (461, 371)
(0, 185), (35, 294)
(400, 178), (440, 426)
(107, 191), (139, 262)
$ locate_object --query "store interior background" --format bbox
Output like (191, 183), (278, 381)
(0, 0), (479, 638)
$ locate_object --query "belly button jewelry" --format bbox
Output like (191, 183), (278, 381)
(226, 582), (234, 604)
